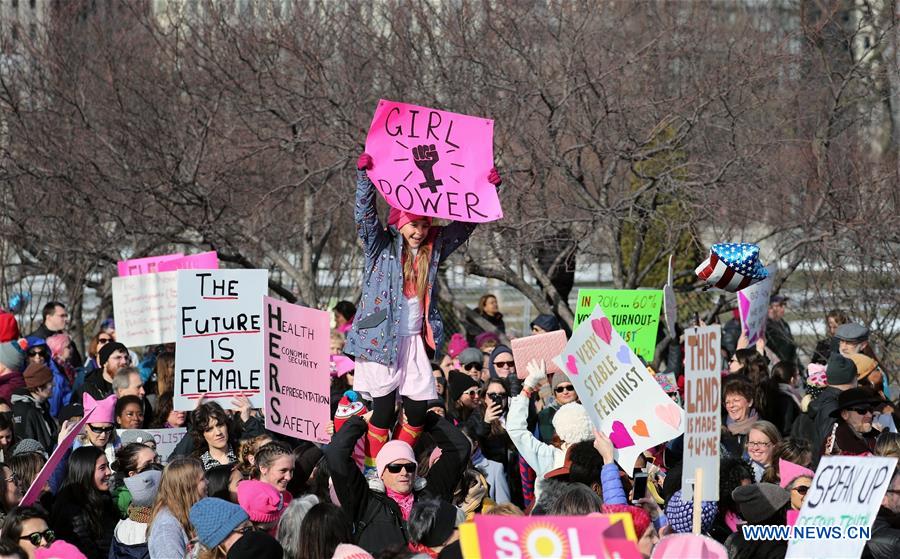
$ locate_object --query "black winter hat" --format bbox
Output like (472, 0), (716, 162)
(732, 482), (790, 523)
(825, 353), (857, 385)
(530, 314), (560, 332)
(225, 530), (283, 559)
(99, 341), (128, 366)
(448, 370), (479, 402)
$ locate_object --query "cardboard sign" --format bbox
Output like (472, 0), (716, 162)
(573, 289), (663, 362)
(554, 305), (685, 472)
(364, 99), (502, 223)
(117, 253), (184, 276)
(174, 270), (267, 411)
(20, 410), (94, 506)
(681, 325), (721, 501)
(117, 428), (186, 464)
(112, 271), (179, 347)
(737, 272), (774, 344)
(663, 254), (677, 338)
(464, 514), (614, 559)
(786, 455), (898, 559)
(158, 251), (219, 272)
(264, 297), (331, 443)
(510, 330), (568, 380)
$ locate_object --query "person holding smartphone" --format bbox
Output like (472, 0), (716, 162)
(467, 378), (523, 507)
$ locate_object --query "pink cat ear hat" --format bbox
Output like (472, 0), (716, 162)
(83, 393), (117, 424)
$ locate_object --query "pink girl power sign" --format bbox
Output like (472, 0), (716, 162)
(364, 99), (502, 223)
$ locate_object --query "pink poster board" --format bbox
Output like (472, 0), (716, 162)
(364, 99), (502, 223)
(510, 330), (568, 380)
(117, 253), (183, 276)
(20, 410), (94, 506)
(470, 514), (611, 558)
(157, 251), (219, 272)
(263, 296), (331, 443)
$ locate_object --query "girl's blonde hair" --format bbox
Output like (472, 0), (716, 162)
(402, 235), (433, 301)
(876, 432), (900, 458)
(149, 457), (205, 538)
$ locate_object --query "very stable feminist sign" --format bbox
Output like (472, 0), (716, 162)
(174, 270), (267, 411)
(364, 99), (502, 223)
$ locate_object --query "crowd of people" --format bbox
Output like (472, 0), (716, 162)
(0, 154), (895, 559)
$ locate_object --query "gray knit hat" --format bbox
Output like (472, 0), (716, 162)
(13, 439), (47, 458)
(124, 470), (162, 507)
(551, 371), (572, 390)
(732, 482), (790, 523)
(0, 341), (25, 372)
(119, 430), (156, 447)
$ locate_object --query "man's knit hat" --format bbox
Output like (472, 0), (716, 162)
(225, 530), (284, 559)
(23, 362), (52, 389)
(825, 353), (857, 385)
(124, 470), (162, 507)
(237, 480), (286, 525)
(0, 339), (25, 371)
(13, 438), (47, 458)
(732, 482), (790, 523)
(446, 333), (468, 359)
(190, 497), (249, 549)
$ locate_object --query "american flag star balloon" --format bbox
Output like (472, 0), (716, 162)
(694, 242), (768, 292)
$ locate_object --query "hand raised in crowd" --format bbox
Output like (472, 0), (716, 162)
(737, 332), (750, 350)
(755, 335), (766, 356)
(231, 395), (253, 423)
(487, 167), (502, 186)
(635, 495), (663, 522)
(524, 359), (547, 390)
(593, 428), (615, 465)
(357, 153), (374, 171)
(56, 419), (75, 447)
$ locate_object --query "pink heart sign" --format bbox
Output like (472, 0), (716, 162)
(608, 420), (635, 449)
(591, 317), (613, 344)
(655, 403), (682, 430)
(565, 355), (579, 376)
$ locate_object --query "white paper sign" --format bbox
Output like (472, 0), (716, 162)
(174, 269), (267, 411)
(553, 305), (685, 472)
(787, 455), (898, 559)
(112, 272), (179, 347)
(117, 428), (187, 464)
(737, 272), (774, 344)
(681, 325), (721, 501)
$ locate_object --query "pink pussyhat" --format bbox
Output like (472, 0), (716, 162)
(650, 534), (727, 559)
(330, 355), (355, 378)
(779, 458), (815, 490)
(83, 393), (117, 424)
(807, 363), (828, 387)
(376, 440), (416, 478)
(35, 540), (88, 559)
(387, 207), (431, 231)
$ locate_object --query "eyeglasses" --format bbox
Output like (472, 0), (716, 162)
(747, 441), (771, 448)
(793, 485), (810, 495)
(233, 526), (255, 535)
(88, 424), (115, 434)
(20, 529), (55, 546)
(27, 350), (46, 357)
(385, 462), (417, 474)
(849, 407), (874, 415)
(463, 363), (481, 371)
(462, 389), (480, 398)
(493, 361), (515, 369)
(555, 385), (575, 394)
(97, 338), (112, 345)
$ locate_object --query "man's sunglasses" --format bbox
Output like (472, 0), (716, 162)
(463, 363), (481, 371)
(849, 407), (874, 415)
(20, 529), (55, 546)
(493, 361), (515, 369)
(88, 425), (115, 434)
(385, 462), (416, 474)
(555, 385), (576, 394)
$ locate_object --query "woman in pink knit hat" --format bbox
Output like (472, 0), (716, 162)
(76, 394), (118, 466)
(346, 152), (501, 473)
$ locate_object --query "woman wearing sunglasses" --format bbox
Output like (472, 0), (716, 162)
(0, 505), (55, 559)
(76, 394), (119, 466)
(323, 407), (470, 554)
(776, 458), (814, 511)
(50, 446), (119, 559)
(537, 371), (578, 443)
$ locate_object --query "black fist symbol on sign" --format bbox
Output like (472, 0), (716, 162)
(412, 144), (444, 193)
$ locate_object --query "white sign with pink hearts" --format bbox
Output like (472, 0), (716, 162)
(554, 304), (685, 472)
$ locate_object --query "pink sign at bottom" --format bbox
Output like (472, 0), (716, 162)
(20, 410), (94, 506)
(471, 514), (612, 558)
(263, 297), (331, 443)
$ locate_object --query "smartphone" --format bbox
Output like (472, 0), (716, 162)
(632, 471), (649, 504)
